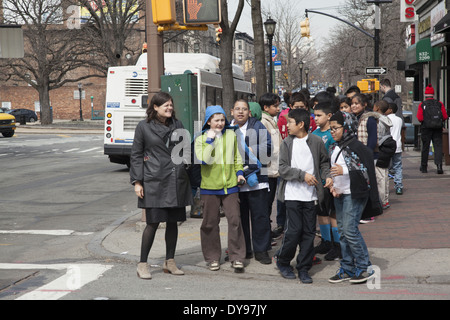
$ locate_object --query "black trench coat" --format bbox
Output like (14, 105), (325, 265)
(129, 118), (193, 209)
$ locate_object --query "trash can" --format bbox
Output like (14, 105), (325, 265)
(20, 114), (26, 125)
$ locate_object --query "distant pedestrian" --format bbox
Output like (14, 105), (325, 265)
(385, 103), (404, 195)
(276, 108), (332, 283)
(130, 92), (193, 279)
(328, 111), (382, 284)
(417, 84), (448, 174)
(380, 79), (403, 120)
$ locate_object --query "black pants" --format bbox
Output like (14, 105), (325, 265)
(421, 127), (443, 166)
(276, 200), (316, 272)
(239, 189), (271, 254)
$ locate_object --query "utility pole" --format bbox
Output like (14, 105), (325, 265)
(146, 0), (164, 101)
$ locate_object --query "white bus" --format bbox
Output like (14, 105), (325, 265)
(104, 52), (253, 166)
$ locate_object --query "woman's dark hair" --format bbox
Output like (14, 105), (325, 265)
(146, 92), (176, 123)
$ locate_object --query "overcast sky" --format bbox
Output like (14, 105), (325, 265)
(228, 0), (349, 50)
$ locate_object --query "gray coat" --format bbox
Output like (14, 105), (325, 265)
(130, 118), (193, 209)
(277, 133), (331, 210)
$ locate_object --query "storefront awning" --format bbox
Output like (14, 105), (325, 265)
(434, 12), (450, 34)
(416, 38), (441, 62)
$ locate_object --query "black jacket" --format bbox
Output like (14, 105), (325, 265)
(130, 118), (193, 208)
(334, 137), (383, 219)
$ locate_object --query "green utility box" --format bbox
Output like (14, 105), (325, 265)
(161, 73), (198, 138)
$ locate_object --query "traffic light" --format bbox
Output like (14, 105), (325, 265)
(142, 42), (147, 53)
(300, 18), (310, 38)
(215, 25), (222, 43)
(183, 0), (222, 25)
(151, 0), (176, 25)
(357, 78), (380, 93)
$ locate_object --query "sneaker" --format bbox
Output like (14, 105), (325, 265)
(349, 269), (375, 284)
(314, 240), (332, 254)
(208, 261), (220, 271)
(382, 202), (390, 210)
(299, 271), (313, 284)
(231, 260), (244, 269)
(324, 243), (342, 261)
(328, 268), (353, 283)
(395, 187), (403, 195)
(276, 260), (296, 279)
(360, 217), (374, 224)
(313, 256), (322, 265)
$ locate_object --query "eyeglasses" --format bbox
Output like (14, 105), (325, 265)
(330, 126), (343, 132)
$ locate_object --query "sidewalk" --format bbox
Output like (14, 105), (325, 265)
(101, 148), (450, 284)
(14, 119), (104, 134)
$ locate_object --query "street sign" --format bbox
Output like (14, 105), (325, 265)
(365, 67), (387, 75)
(272, 46), (277, 61)
(274, 60), (281, 71)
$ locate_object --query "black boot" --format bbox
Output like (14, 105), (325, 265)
(420, 165), (427, 173)
(437, 164), (443, 174)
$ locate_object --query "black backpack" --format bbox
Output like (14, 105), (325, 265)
(422, 99), (443, 129)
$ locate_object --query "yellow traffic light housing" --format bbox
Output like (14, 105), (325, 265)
(151, 0), (176, 25)
(215, 25), (222, 43)
(357, 78), (380, 93)
(300, 18), (310, 38)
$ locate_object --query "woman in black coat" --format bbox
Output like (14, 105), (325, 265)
(130, 92), (192, 279)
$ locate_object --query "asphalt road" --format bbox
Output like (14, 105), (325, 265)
(0, 132), (136, 300)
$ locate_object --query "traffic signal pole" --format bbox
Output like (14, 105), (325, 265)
(146, 0), (164, 100)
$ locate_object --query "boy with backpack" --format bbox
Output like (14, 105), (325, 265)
(417, 84), (448, 174)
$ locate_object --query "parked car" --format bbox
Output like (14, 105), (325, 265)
(8, 108), (38, 123)
(403, 110), (414, 145)
(0, 109), (16, 137)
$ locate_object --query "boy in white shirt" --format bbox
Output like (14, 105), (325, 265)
(386, 103), (403, 195)
(275, 108), (332, 284)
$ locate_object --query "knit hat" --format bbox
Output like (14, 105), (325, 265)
(425, 84), (434, 97)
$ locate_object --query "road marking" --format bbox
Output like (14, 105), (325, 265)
(0, 230), (93, 236)
(0, 263), (113, 300)
(78, 147), (101, 153)
(64, 148), (80, 153)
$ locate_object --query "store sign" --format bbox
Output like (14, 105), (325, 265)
(400, 0), (415, 23)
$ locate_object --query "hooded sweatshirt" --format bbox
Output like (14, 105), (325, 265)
(194, 105), (244, 195)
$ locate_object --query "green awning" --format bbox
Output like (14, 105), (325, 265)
(416, 38), (441, 62)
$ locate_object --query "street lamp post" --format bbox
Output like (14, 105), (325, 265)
(298, 61), (304, 89)
(304, 67), (309, 91)
(78, 82), (84, 121)
(264, 17), (276, 93)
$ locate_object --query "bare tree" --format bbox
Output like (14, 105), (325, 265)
(1, 0), (104, 125)
(250, 0), (266, 100)
(320, 0), (407, 95)
(219, 0), (245, 116)
(76, 0), (146, 68)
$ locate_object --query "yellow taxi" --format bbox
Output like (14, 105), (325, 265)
(0, 109), (16, 137)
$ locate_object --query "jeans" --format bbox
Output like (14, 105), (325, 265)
(334, 194), (371, 275)
(391, 152), (403, 189)
(276, 200), (316, 272)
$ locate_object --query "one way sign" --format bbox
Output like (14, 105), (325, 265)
(365, 67), (387, 75)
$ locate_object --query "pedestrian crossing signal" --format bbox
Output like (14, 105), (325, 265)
(183, 0), (222, 25)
